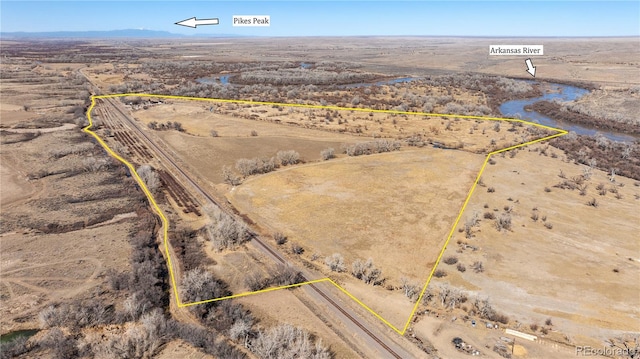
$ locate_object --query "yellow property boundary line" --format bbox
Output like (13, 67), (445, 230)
(83, 93), (567, 336)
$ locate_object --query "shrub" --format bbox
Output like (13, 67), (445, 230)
(487, 187), (496, 193)
(320, 147), (335, 160)
(250, 130), (258, 136)
(206, 208), (250, 251)
(472, 261), (484, 273)
(290, 244), (304, 255)
(587, 198), (599, 207)
(273, 232), (287, 245)
(276, 150), (300, 166)
(456, 263), (466, 272)
(494, 213), (512, 231)
(400, 277), (420, 301)
(443, 256), (458, 265)
(433, 269), (447, 278)
(245, 271), (269, 291)
(210, 129), (219, 137)
(38, 328), (77, 358)
(271, 264), (303, 286)
(222, 166), (241, 186)
(136, 164), (160, 193)
(250, 324), (332, 359)
(325, 253), (345, 272)
(351, 258), (383, 285)
(342, 139), (401, 156)
(0, 336), (30, 359)
(484, 211), (496, 220)
(180, 268), (229, 304)
(235, 157), (278, 177)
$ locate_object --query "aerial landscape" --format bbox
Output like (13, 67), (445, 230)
(1, 1), (638, 358)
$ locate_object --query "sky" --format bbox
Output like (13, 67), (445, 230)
(1, 1), (639, 37)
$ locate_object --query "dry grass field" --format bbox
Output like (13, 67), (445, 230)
(426, 144), (639, 347)
(2, 36), (638, 358)
(228, 148), (483, 328)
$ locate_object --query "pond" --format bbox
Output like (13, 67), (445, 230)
(500, 82), (636, 142)
(0, 329), (39, 344)
(196, 75), (231, 85)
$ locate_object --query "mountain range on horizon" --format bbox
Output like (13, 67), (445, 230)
(0, 29), (248, 39)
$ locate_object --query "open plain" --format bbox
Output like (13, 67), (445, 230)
(1, 35), (638, 358)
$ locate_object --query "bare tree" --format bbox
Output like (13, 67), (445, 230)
(136, 164), (160, 193)
(351, 258), (383, 285)
(206, 207), (250, 251)
(276, 150), (300, 166)
(250, 324), (331, 359)
(271, 264), (303, 286)
(320, 147), (335, 160)
(325, 253), (346, 272)
(400, 277), (420, 301)
(38, 328), (78, 358)
(180, 268), (228, 303)
(222, 165), (242, 186)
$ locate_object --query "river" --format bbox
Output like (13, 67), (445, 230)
(499, 83), (636, 142)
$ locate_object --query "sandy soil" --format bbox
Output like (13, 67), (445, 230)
(0, 161), (36, 207)
(0, 221), (132, 333)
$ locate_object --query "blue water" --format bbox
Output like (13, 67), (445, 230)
(196, 75), (230, 85)
(500, 83), (636, 142)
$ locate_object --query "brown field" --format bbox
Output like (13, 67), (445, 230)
(0, 119), (139, 334)
(228, 148), (483, 327)
(2, 36), (638, 358)
(427, 144), (639, 347)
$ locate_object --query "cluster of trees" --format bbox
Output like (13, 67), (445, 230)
(525, 100), (640, 135)
(419, 284), (510, 325)
(276, 150), (300, 166)
(551, 133), (640, 181)
(324, 254), (384, 286)
(147, 121), (185, 132)
(136, 164), (160, 194)
(245, 264), (304, 291)
(320, 147), (335, 160)
(229, 150), (302, 181)
(250, 324), (332, 359)
(235, 157), (278, 177)
(205, 207), (250, 251)
(178, 265), (331, 359)
(342, 139), (401, 156)
(235, 68), (378, 86)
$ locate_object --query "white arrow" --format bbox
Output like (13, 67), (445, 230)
(175, 17), (219, 28)
(525, 58), (536, 77)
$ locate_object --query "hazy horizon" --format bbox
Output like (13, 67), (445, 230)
(1, 1), (638, 37)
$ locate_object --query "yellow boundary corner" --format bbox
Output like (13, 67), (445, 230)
(83, 93), (567, 336)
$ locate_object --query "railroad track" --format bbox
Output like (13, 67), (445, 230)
(94, 96), (405, 359)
